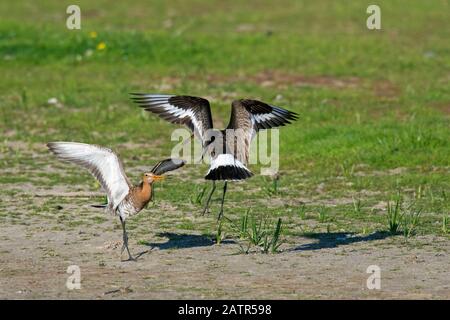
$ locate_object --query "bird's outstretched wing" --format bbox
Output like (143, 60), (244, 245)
(225, 99), (298, 164)
(228, 99), (299, 131)
(130, 94), (213, 145)
(151, 158), (186, 175)
(47, 142), (131, 212)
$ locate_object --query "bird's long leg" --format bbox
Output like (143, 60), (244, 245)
(120, 217), (135, 261)
(217, 181), (228, 222)
(202, 181), (216, 215)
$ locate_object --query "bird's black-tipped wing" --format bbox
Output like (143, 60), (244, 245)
(228, 99), (299, 131)
(151, 158), (186, 175)
(225, 99), (298, 164)
(130, 94), (213, 145)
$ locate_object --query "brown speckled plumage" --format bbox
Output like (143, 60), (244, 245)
(126, 181), (152, 216)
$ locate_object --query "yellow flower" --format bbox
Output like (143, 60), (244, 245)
(89, 31), (97, 38)
(96, 42), (106, 51)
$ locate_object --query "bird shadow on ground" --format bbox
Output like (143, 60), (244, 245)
(292, 231), (392, 251)
(143, 232), (235, 251)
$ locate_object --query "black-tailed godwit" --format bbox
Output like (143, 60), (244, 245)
(47, 142), (185, 260)
(130, 94), (298, 221)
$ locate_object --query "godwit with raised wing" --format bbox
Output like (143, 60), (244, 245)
(47, 142), (185, 261)
(130, 94), (298, 220)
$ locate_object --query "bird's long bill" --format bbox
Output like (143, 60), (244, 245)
(153, 175), (165, 181)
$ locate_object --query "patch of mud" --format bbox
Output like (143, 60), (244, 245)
(0, 223), (449, 299)
(191, 71), (363, 90)
(250, 70), (362, 89)
(132, 72), (401, 104)
(429, 102), (450, 115)
(373, 80), (401, 99)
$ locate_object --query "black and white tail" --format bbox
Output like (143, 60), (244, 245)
(205, 154), (253, 181)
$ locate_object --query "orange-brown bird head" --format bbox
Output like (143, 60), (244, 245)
(143, 172), (165, 184)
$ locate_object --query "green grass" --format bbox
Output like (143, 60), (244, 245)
(228, 210), (284, 254)
(387, 195), (403, 234)
(443, 213), (449, 234)
(0, 1), (449, 242)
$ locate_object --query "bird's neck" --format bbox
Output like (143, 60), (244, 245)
(137, 180), (152, 203)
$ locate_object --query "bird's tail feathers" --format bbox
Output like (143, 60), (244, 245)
(205, 154), (253, 181)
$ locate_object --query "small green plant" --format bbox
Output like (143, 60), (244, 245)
(442, 190), (447, 202)
(386, 194), (423, 239)
(427, 188), (436, 206)
(317, 205), (329, 223)
(387, 195), (403, 234)
(442, 213), (448, 234)
(261, 218), (283, 253)
(352, 197), (363, 214)
(249, 215), (265, 246)
(263, 174), (280, 197)
(233, 212), (284, 254)
(298, 203), (307, 220)
(402, 204), (422, 239)
(340, 161), (355, 177)
(414, 185), (423, 200)
(20, 89), (28, 109)
(270, 218), (283, 253)
(190, 185), (207, 205)
(239, 209), (250, 239)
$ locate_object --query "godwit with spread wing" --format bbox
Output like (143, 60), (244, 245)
(130, 94), (298, 221)
(47, 142), (185, 260)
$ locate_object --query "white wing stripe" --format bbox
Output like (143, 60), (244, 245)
(253, 112), (284, 124)
(133, 94), (211, 143)
(48, 142), (130, 212)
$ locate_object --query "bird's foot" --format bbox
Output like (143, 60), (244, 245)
(120, 245), (136, 261)
(121, 255), (137, 262)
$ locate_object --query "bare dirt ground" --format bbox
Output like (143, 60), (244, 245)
(0, 144), (449, 299)
(1, 208), (449, 299)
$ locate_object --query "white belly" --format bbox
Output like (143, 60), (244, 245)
(116, 200), (138, 221)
